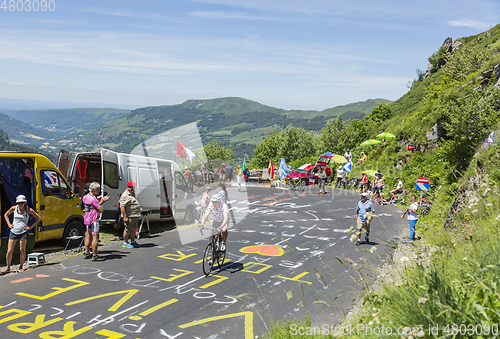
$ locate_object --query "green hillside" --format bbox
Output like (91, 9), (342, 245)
(261, 24), (500, 339)
(0, 111), (63, 150)
(59, 97), (388, 158)
(1, 108), (130, 133)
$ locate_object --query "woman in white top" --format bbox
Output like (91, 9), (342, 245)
(2, 195), (41, 274)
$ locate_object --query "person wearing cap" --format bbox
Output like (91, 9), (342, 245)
(82, 182), (110, 262)
(120, 181), (141, 248)
(389, 177), (404, 204)
(373, 173), (385, 205)
(2, 195), (41, 273)
(184, 166), (193, 192)
(219, 163), (226, 185)
(201, 186), (211, 215)
(318, 167), (327, 194)
(199, 193), (229, 251)
(355, 192), (375, 246)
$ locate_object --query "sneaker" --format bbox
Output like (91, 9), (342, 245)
(356, 240), (361, 246)
(122, 242), (134, 248)
(131, 241), (140, 248)
(365, 237), (370, 244)
(92, 255), (106, 262)
(83, 252), (92, 259)
(220, 243), (226, 251)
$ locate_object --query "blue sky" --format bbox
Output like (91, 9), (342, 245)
(0, 0), (499, 110)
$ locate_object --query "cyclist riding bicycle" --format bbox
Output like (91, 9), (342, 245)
(199, 193), (229, 251)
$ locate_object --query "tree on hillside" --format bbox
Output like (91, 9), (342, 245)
(277, 127), (318, 163)
(364, 103), (392, 124)
(319, 115), (344, 153)
(248, 130), (281, 168)
(203, 139), (233, 163)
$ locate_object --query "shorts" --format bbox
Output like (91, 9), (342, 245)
(374, 187), (383, 194)
(357, 219), (371, 233)
(220, 174), (226, 181)
(86, 221), (100, 234)
(226, 173), (233, 180)
(393, 188), (403, 194)
(124, 217), (139, 233)
(9, 232), (28, 240)
(360, 183), (366, 189)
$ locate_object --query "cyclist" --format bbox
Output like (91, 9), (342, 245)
(199, 193), (229, 251)
(388, 177), (403, 204)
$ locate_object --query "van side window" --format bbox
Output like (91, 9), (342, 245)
(103, 161), (119, 189)
(174, 172), (187, 192)
(42, 170), (69, 198)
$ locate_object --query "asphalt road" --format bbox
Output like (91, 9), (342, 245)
(0, 185), (406, 339)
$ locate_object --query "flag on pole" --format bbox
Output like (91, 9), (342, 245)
(268, 158), (275, 180)
(176, 140), (196, 163)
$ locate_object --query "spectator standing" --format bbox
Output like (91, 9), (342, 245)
(2, 195), (41, 273)
(374, 174), (385, 205)
(201, 161), (209, 184)
(335, 166), (343, 188)
(370, 173), (381, 201)
(120, 181), (141, 248)
(236, 166), (243, 192)
(344, 149), (353, 163)
(389, 177), (404, 204)
(82, 182), (109, 261)
(225, 163), (233, 186)
(360, 172), (369, 193)
(355, 192), (375, 245)
(219, 163), (226, 185)
(318, 167), (327, 194)
(201, 186), (211, 215)
(406, 195), (419, 241)
(184, 167), (193, 192)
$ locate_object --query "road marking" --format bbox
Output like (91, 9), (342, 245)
(179, 311), (254, 339)
(298, 224), (316, 235)
(10, 278), (34, 283)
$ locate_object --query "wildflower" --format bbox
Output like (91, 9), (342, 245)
(400, 257), (409, 262)
(418, 297), (428, 304)
(463, 257), (468, 261)
(417, 330), (426, 337)
(370, 246), (377, 253)
(352, 263), (358, 268)
(350, 234), (358, 242)
(368, 321), (373, 326)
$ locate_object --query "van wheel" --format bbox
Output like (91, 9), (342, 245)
(63, 221), (84, 240)
(184, 207), (195, 224)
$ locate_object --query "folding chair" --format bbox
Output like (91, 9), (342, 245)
(136, 210), (151, 240)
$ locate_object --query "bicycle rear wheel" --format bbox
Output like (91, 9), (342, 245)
(217, 238), (226, 267)
(202, 242), (214, 276)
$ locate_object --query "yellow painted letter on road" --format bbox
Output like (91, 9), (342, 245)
(8, 314), (63, 333)
(39, 321), (92, 339)
(158, 251), (196, 261)
(179, 311), (254, 339)
(65, 289), (139, 312)
(199, 275), (228, 289)
(273, 272), (312, 285)
(0, 309), (31, 324)
(151, 268), (194, 282)
(95, 329), (126, 338)
(242, 262), (273, 274)
(16, 278), (89, 300)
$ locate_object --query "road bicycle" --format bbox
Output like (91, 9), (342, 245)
(284, 177), (306, 192)
(199, 226), (226, 276)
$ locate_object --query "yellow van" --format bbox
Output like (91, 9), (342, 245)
(0, 152), (84, 244)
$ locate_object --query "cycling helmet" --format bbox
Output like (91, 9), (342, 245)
(210, 193), (224, 202)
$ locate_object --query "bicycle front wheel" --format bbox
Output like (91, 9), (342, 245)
(202, 242), (214, 276)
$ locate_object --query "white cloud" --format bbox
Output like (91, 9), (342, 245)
(190, 10), (275, 21)
(447, 19), (493, 30)
(7, 82), (25, 86)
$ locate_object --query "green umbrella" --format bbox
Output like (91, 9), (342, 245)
(360, 139), (382, 146)
(376, 132), (396, 140)
(363, 170), (378, 178)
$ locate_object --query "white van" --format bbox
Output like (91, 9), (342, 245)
(57, 149), (196, 225)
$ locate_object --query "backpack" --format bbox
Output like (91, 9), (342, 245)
(80, 183), (91, 211)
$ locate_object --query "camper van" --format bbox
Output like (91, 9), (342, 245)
(0, 152), (84, 243)
(57, 149), (196, 226)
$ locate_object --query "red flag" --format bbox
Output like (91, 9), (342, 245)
(176, 140), (196, 163)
